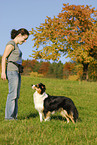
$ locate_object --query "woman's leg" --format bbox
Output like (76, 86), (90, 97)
(14, 98), (18, 119)
(14, 73), (21, 118)
(5, 71), (21, 120)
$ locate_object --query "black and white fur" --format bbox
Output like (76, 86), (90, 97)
(32, 83), (78, 123)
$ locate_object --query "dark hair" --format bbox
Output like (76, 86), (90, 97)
(11, 28), (29, 39)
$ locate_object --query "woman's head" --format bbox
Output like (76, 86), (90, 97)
(11, 28), (29, 44)
(11, 28), (29, 39)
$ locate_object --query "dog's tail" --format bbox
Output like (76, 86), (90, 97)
(73, 106), (78, 122)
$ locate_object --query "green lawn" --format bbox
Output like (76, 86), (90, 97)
(0, 76), (97, 145)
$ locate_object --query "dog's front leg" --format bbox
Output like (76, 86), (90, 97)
(44, 111), (51, 121)
(39, 112), (43, 122)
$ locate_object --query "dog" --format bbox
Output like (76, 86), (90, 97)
(32, 83), (78, 123)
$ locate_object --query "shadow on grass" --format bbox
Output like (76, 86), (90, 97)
(51, 115), (67, 121)
(19, 113), (38, 120)
(51, 115), (82, 123)
(19, 113), (82, 123)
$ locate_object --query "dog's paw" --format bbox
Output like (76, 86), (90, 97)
(67, 120), (70, 123)
(40, 119), (43, 122)
(44, 117), (50, 122)
(51, 111), (55, 115)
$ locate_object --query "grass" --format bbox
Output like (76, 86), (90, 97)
(0, 76), (97, 145)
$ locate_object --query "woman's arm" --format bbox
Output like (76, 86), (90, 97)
(1, 44), (14, 80)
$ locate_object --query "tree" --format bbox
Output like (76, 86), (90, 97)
(22, 59), (39, 75)
(38, 62), (50, 76)
(63, 62), (74, 79)
(56, 61), (63, 79)
(47, 61), (63, 79)
(30, 4), (97, 80)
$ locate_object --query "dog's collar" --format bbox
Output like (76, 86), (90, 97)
(35, 91), (48, 98)
(42, 92), (48, 98)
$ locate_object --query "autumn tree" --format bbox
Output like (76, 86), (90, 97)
(22, 59), (39, 75)
(63, 62), (75, 79)
(38, 62), (50, 76)
(22, 59), (37, 70)
(30, 3), (97, 80)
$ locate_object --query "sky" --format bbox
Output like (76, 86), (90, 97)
(0, 0), (97, 63)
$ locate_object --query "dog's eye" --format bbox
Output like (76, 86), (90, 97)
(35, 85), (39, 88)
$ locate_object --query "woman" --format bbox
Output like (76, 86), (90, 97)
(1, 28), (29, 120)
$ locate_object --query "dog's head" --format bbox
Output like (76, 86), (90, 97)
(32, 83), (46, 94)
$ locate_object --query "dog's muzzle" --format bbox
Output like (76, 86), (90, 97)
(31, 84), (36, 89)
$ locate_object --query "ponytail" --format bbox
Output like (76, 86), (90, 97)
(11, 28), (29, 39)
(11, 29), (18, 39)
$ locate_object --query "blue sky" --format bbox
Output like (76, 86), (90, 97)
(0, 0), (97, 63)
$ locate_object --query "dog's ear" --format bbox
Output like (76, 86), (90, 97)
(42, 85), (46, 91)
(39, 83), (46, 90)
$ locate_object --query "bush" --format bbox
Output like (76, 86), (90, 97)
(68, 75), (79, 81)
(30, 71), (44, 77)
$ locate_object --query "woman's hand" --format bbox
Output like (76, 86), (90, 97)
(1, 72), (6, 80)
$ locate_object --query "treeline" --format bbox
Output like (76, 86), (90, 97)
(0, 55), (97, 81)
(22, 59), (97, 81)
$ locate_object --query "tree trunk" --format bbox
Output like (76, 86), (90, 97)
(82, 63), (89, 81)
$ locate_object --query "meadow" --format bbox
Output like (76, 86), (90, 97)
(0, 76), (97, 145)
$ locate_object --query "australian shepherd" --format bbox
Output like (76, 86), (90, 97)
(32, 83), (78, 123)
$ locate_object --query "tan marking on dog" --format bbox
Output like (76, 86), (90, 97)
(60, 109), (70, 123)
(63, 110), (75, 124)
(36, 88), (41, 94)
(33, 86), (41, 94)
(67, 112), (75, 124)
(45, 111), (51, 120)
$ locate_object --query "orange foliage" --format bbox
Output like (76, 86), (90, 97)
(30, 3), (97, 80)
(38, 62), (50, 75)
(22, 59), (37, 69)
(30, 4), (97, 64)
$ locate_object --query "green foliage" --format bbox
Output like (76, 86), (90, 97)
(47, 61), (63, 79)
(0, 76), (97, 145)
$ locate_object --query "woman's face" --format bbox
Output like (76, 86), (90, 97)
(18, 34), (28, 45)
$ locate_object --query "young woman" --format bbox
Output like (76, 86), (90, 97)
(1, 28), (29, 120)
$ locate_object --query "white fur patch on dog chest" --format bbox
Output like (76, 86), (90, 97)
(33, 92), (48, 112)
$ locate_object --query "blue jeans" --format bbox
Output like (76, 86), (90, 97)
(5, 71), (21, 120)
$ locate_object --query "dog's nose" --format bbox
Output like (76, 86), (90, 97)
(31, 84), (33, 86)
